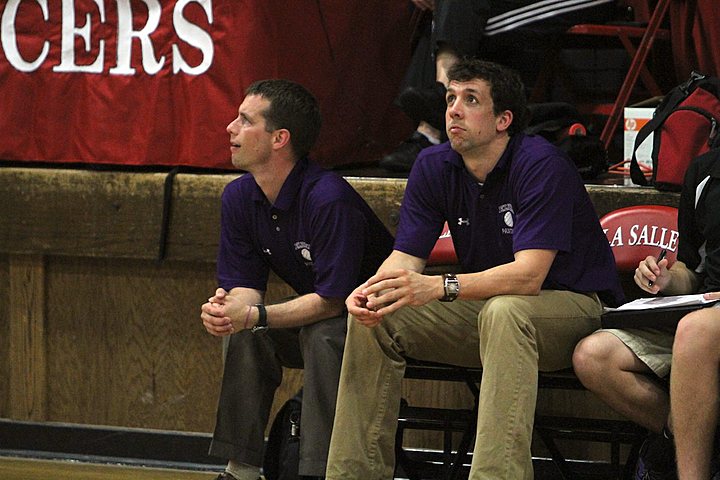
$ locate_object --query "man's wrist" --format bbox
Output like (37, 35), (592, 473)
(251, 304), (268, 333)
(439, 273), (460, 302)
(243, 305), (254, 330)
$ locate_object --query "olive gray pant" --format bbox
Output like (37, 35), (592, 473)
(209, 315), (346, 477)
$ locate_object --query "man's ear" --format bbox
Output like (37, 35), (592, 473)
(272, 129), (291, 150)
(496, 110), (514, 133)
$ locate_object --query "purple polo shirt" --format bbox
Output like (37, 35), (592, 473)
(217, 159), (393, 299)
(395, 134), (625, 307)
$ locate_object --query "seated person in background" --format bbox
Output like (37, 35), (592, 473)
(326, 59), (624, 480)
(672, 297), (720, 479)
(200, 79), (394, 480)
(381, 0), (616, 172)
(573, 151), (720, 479)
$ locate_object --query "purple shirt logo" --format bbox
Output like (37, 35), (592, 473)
(294, 241), (313, 265)
(499, 203), (514, 235)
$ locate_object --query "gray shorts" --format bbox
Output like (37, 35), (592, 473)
(603, 327), (675, 378)
(602, 303), (720, 378)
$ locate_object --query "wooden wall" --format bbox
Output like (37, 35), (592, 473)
(0, 167), (680, 455)
(0, 254), (8, 418)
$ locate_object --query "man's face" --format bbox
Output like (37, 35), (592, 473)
(226, 94), (274, 170)
(445, 79), (505, 155)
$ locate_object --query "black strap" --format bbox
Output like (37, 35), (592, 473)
(158, 166), (180, 262)
(629, 72), (708, 186)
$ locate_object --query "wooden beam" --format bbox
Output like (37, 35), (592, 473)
(9, 255), (46, 420)
(0, 167), (680, 262)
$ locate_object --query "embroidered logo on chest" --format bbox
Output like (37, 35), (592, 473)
(498, 203), (514, 234)
(294, 241), (313, 263)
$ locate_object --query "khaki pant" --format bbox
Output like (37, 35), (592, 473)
(326, 291), (603, 480)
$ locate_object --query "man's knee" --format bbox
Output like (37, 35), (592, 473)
(674, 308), (720, 359)
(480, 295), (534, 331)
(301, 317), (347, 353)
(572, 332), (622, 386)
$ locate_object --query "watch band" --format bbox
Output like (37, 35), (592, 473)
(251, 304), (268, 333)
(440, 273), (460, 302)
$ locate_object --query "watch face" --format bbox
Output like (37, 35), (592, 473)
(251, 325), (268, 334)
(441, 274), (459, 302)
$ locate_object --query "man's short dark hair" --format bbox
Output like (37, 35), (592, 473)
(245, 79), (322, 159)
(446, 59), (530, 136)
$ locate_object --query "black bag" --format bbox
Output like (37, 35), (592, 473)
(526, 102), (607, 180)
(262, 390), (302, 480)
(630, 71), (720, 191)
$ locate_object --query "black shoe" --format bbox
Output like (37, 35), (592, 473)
(379, 131), (432, 173)
(634, 433), (677, 480)
(214, 473), (238, 480)
(397, 83), (447, 131)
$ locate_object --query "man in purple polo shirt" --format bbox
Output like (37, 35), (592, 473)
(200, 79), (393, 480)
(325, 59), (624, 480)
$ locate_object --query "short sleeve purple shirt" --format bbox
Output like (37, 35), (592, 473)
(395, 134), (625, 307)
(217, 159), (394, 299)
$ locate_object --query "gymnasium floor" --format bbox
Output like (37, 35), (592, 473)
(0, 456), (217, 480)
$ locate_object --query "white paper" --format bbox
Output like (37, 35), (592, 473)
(607, 294), (717, 312)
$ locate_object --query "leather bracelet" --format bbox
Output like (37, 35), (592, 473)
(243, 305), (254, 330)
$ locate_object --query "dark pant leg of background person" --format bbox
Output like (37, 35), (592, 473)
(209, 329), (300, 469)
(209, 315), (346, 477)
(295, 316), (347, 476)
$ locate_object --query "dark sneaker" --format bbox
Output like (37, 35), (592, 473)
(214, 474), (263, 480)
(397, 83), (447, 131)
(214, 473), (237, 480)
(379, 131), (433, 173)
(634, 433), (677, 480)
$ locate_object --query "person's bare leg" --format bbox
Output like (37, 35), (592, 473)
(671, 309), (720, 479)
(573, 331), (668, 432)
(435, 46), (459, 86)
(417, 122), (441, 142)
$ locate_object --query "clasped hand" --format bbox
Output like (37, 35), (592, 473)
(200, 288), (252, 336)
(346, 269), (441, 327)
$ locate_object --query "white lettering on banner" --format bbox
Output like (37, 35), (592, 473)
(1, 0), (50, 72)
(173, 0), (213, 75)
(0, 0), (214, 75)
(605, 224), (679, 251)
(54, 0), (106, 73)
(111, 0), (164, 75)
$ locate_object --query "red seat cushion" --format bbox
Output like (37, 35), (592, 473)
(600, 205), (679, 272)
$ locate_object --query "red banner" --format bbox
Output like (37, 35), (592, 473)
(0, 0), (413, 169)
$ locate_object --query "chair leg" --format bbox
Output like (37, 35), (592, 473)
(445, 385), (479, 480)
(535, 428), (576, 480)
(622, 438), (643, 480)
(600, 0), (672, 149)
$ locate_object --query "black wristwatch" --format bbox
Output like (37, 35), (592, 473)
(439, 273), (460, 302)
(251, 304), (268, 333)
